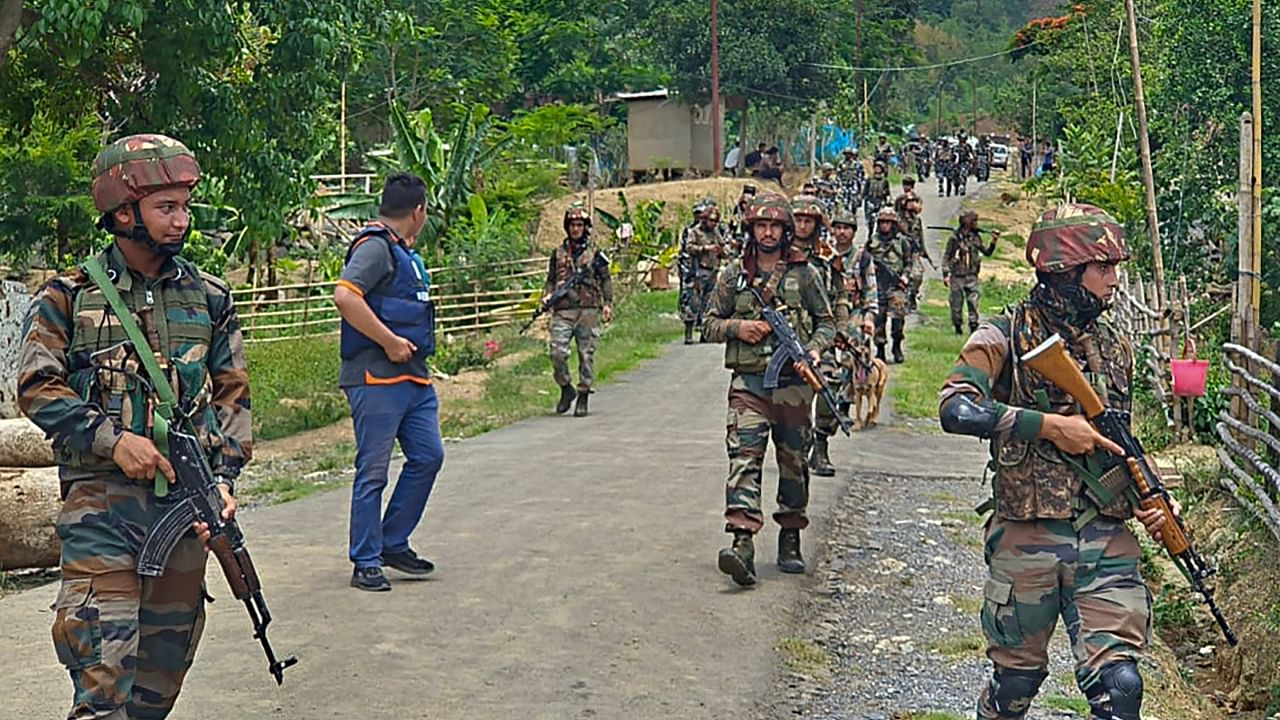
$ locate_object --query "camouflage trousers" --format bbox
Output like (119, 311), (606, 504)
(977, 516), (1150, 719)
(52, 479), (208, 720)
(863, 199), (885, 237)
(874, 291), (908, 346)
(724, 372), (813, 533)
(549, 308), (600, 391)
(949, 274), (981, 330)
(813, 353), (845, 438)
(907, 257), (926, 312)
(679, 269), (716, 325)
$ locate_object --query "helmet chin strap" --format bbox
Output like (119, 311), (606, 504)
(125, 202), (187, 258)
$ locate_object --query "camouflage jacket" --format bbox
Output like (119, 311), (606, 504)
(684, 224), (725, 271)
(703, 257), (835, 376)
(546, 239), (614, 309)
(836, 159), (864, 185)
(944, 228), (995, 278)
(863, 176), (890, 203)
(18, 243), (251, 495)
(866, 230), (914, 289)
(939, 302), (1135, 521)
(832, 245), (879, 329)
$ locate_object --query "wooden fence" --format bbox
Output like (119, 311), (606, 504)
(234, 256), (545, 343)
(1216, 341), (1280, 545)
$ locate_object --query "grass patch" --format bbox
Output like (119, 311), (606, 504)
(1043, 694), (1090, 715)
(892, 279), (1028, 420)
(929, 490), (960, 504)
(928, 631), (985, 659)
(437, 290), (681, 438)
(240, 442), (356, 505)
(940, 510), (984, 526)
(951, 594), (983, 615)
(947, 528), (984, 550)
(776, 637), (834, 675)
(246, 336), (347, 441)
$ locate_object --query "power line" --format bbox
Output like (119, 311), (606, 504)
(805, 41), (1041, 73)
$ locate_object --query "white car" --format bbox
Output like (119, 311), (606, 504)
(990, 143), (1010, 169)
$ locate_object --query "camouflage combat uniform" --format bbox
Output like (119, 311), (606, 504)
(862, 170), (891, 238)
(939, 204), (1149, 720)
(944, 223), (996, 332)
(703, 254), (834, 535)
(866, 211), (914, 361)
(20, 245), (250, 719)
(678, 222), (725, 329)
(895, 196), (928, 314)
(546, 236), (613, 393)
(814, 224), (878, 441)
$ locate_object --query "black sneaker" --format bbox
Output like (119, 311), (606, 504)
(351, 566), (391, 592)
(381, 548), (435, 576)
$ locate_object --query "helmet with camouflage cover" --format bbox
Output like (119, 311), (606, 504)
(790, 194), (827, 223)
(830, 206), (858, 229)
(702, 205), (722, 223)
(875, 207), (899, 226)
(745, 193), (794, 229)
(92, 134), (200, 213)
(821, 162), (835, 171)
(1026, 203), (1128, 273)
(563, 202), (592, 234)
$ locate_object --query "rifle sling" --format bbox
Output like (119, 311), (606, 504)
(83, 256), (180, 498)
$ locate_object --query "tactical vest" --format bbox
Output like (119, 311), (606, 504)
(340, 225), (436, 360)
(868, 231), (910, 288)
(721, 260), (819, 375)
(551, 241), (607, 309)
(988, 304), (1135, 522)
(688, 226), (724, 270)
(835, 248), (873, 311)
(949, 230), (985, 277)
(62, 246), (224, 475)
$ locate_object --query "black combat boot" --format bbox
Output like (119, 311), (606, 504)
(555, 384), (575, 414)
(718, 530), (757, 586)
(777, 528), (805, 574)
(891, 319), (906, 364)
(876, 343), (887, 362)
(808, 433), (835, 477)
(684, 322), (694, 345)
(573, 389), (590, 417)
(970, 322), (979, 334)
(954, 322), (963, 335)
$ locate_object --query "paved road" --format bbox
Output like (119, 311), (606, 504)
(0, 180), (983, 720)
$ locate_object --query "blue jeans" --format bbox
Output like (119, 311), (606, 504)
(344, 382), (445, 569)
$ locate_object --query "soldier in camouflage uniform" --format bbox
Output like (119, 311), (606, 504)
(836, 148), (864, 214)
(545, 203), (614, 417)
(936, 139), (956, 197)
(679, 204), (726, 344)
(807, 206), (877, 477)
(862, 160), (891, 240)
(703, 194), (835, 586)
(18, 134), (250, 720)
(789, 195), (839, 478)
(944, 210), (1001, 334)
(894, 181), (930, 313)
(955, 131), (975, 195)
(866, 207), (914, 364)
(939, 204), (1177, 720)
(729, 185), (757, 257)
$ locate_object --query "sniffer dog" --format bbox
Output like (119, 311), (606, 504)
(840, 334), (889, 430)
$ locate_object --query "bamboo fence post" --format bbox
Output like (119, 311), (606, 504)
(1172, 280), (1183, 438)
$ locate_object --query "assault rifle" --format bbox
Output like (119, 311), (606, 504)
(1021, 334), (1238, 646)
(927, 224), (999, 235)
(521, 252), (608, 333)
(137, 429), (299, 683)
(749, 287), (853, 436)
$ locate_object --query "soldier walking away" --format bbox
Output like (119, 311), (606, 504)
(943, 210), (1000, 334)
(895, 187), (930, 313)
(334, 173), (446, 591)
(936, 139), (956, 197)
(873, 135), (893, 167)
(836, 147), (865, 212)
(730, 185), (757, 256)
(955, 131), (975, 195)
(703, 194), (835, 586)
(939, 203), (1178, 720)
(809, 206), (877, 477)
(680, 204), (726, 344)
(678, 199), (709, 325)
(862, 160), (891, 240)
(866, 207), (914, 364)
(789, 195), (838, 478)
(18, 134), (251, 718)
(545, 203), (614, 416)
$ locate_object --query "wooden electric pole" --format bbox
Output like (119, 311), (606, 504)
(1249, 0), (1263, 327)
(1124, 0), (1166, 304)
(855, 0), (864, 138)
(710, 0), (723, 175)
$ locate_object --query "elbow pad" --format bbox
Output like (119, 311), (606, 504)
(939, 394), (1000, 439)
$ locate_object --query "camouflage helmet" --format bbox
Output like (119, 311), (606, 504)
(744, 193), (795, 229)
(91, 134), (201, 213)
(702, 205), (722, 223)
(790, 195), (827, 223)
(1026, 203), (1128, 273)
(563, 202), (592, 233)
(830, 206), (858, 229)
(820, 162), (835, 171)
(875, 207), (899, 226)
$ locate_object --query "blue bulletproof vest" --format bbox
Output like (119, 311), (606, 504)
(340, 225), (436, 360)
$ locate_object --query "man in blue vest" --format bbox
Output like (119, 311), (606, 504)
(333, 172), (445, 592)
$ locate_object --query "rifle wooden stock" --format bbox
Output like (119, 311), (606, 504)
(1127, 457), (1192, 555)
(796, 361), (824, 393)
(1020, 334), (1106, 418)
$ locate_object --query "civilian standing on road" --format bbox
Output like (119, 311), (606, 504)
(333, 172), (444, 592)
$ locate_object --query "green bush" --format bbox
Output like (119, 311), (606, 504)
(245, 336), (346, 441)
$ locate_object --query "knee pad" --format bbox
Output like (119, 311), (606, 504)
(1085, 662), (1143, 720)
(987, 666), (1047, 718)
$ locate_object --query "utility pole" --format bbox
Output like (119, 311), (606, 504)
(971, 73), (978, 134)
(935, 80), (942, 139)
(710, 0), (723, 175)
(1249, 0), (1263, 328)
(339, 80), (347, 192)
(1124, 0), (1167, 305)
(855, 0), (864, 138)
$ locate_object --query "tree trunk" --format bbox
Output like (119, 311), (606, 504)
(0, 465), (61, 570)
(0, 417), (54, 466)
(0, 0), (24, 71)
